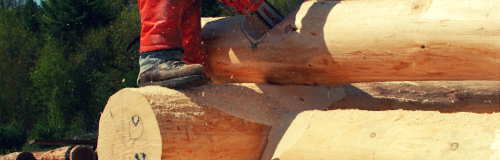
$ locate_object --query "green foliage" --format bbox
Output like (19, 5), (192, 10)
(21, 0), (39, 32)
(202, 0), (236, 17)
(0, 9), (37, 128)
(28, 109), (66, 141)
(40, 0), (111, 42)
(0, 0), (23, 9)
(0, 0), (305, 154)
(0, 121), (26, 154)
(266, 0), (304, 16)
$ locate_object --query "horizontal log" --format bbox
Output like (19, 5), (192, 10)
(0, 152), (36, 160)
(330, 81), (500, 113)
(262, 80), (500, 159)
(272, 109), (500, 160)
(39, 145), (96, 160)
(201, 0), (500, 86)
(96, 84), (343, 160)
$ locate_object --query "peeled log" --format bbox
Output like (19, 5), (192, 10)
(96, 84), (344, 160)
(201, 0), (500, 86)
(330, 81), (500, 113)
(272, 110), (500, 160)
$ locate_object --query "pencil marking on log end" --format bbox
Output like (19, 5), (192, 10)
(132, 115), (140, 127)
(135, 153), (146, 160)
(129, 115), (144, 139)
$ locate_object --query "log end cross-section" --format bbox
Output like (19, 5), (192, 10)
(97, 87), (271, 160)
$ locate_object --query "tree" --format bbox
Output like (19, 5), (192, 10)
(40, 0), (109, 43)
(21, 0), (39, 32)
(0, 0), (24, 10)
(0, 9), (37, 128)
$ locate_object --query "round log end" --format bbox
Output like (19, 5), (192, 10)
(98, 87), (272, 159)
(15, 152), (35, 160)
(97, 89), (162, 160)
(70, 146), (96, 160)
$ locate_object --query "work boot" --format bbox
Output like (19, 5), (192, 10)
(139, 60), (208, 88)
(138, 49), (208, 88)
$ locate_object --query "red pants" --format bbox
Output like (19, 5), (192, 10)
(138, 0), (207, 68)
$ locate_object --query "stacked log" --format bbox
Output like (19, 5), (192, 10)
(201, 0), (500, 85)
(97, 81), (499, 159)
(262, 81), (500, 160)
(0, 146), (95, 160)
(38, 145), (96, 160)
(0, 152), (36, 160)
(96, 0), (500, 159)
(96, 84), (343, 160)
(271, 109), (500, 160)
(331, 81), (500, 113)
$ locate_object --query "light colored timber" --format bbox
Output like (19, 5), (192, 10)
(272, 109), (500, 160)
(96, 81), (498, 160)
(201, 0), (500, 86)
(96, 84), (343, 160)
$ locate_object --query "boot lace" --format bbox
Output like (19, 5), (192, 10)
(170, 61), (186, 68)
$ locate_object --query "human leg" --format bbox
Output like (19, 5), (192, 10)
(137, 0), (208, 88)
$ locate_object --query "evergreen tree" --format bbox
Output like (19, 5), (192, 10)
(40, 0), (109, 42)
(21, 0), (39, 32)
(0, 9), (37, 128)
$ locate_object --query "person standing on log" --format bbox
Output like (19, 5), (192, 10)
(137, 0), (263, 88)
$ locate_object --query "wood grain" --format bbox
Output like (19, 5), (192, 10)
(201, 0), (500, 86)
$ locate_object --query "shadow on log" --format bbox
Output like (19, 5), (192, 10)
(201, 0), (500, 86)
(331, 81), (500, 113)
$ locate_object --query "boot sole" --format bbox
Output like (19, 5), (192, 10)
(139, 74), (209, 88)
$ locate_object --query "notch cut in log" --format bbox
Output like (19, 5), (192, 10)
(272, 110), (500, 160)
(201, 0), (500, 86)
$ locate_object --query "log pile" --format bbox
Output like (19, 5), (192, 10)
(97, 81), (499, 160)
(0, 146), (96, 160)
(96, 84), (344, 159)
(36, 145), (96, 160)
(96, 0), (499, 159)
(0, 152), (36, 160)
